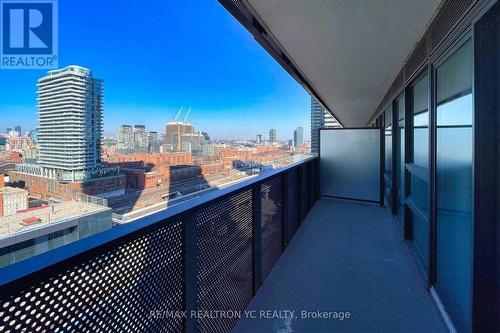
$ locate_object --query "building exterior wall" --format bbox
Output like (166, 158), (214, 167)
(0, 188), (28, 216)
(294, 126), (304, 148)
(269, 129), (276, 142)
(311, 97), (341, 154)
(37, 66), (103, 181)
(9, 172), (125, 201)
(117, 125), (134, 152)
(0, 208), (111, 268)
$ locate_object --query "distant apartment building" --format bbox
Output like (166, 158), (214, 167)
(269, 129), (276, 142)
(28, 129), (38, 143)
(12, 66), (125, 200)
(256, 134), (262, 144)
(310, 97), (341, 154)
(14, 126), (21, 134)
(117, 125), (134, 152)
(202, 143), (225, 159)
(133, 125), (149, 152)
(294, 126), (304, 148)
(0, 187), (28, 216)
(165, 121), (194, 151)
(180, 132), (206, 156)
(148, 131), (160, 153)
(37, 66), (103, 181)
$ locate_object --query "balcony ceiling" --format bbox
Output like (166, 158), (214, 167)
(242, 0), (442, 126)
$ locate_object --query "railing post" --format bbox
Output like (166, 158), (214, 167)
(252, 184), (262, 295)
(184, 213), (198, 333)
(281, 171), (289, 250)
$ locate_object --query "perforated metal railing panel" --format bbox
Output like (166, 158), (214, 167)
(0, 220), (185, 333)
(0, 158), (318, 333)
(195, 189), (253, 333)
(286, 168), (300, 243)
(260, 177), (283, 281)
(301, 166), (309, 221)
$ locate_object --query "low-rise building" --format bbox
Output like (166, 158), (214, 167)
(0, 201), (112, 267)
(8, 171), (126, 201)
(0, 187), (28, 217)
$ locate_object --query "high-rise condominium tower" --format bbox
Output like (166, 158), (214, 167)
(310, 97), (341, 154)
(269, 128), (276, 142)
(37, 66), (103, 181)
(294, 126), (304, 148)
(117, 125), (134, 152)
(133, 125), (149, 152)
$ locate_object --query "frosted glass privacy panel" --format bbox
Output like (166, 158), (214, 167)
(320, 129), (380, 202)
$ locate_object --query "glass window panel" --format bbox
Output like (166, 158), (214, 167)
(435, 40), (473, 333)
(385, 134), (392, 176)
(437, 94), (473, 126)
(412, 73), (429, 168)
(414, 111), (429, 127)
(413, 74), (428, 114)
(410, 175), (428, 216)
(414, 124), (429, 167)
(412, 212), (429, 268)
(385, 107), (392, 127)
(436, 41), (473, 106)
(384, 107), (392, 179)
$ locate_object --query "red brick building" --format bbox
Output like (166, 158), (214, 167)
(9, 172), (126, 201)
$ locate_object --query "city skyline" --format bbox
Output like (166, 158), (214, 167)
(0, 0), (311, 140)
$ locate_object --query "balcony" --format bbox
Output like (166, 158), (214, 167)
(1, 0), (499, 332)
(233, 198), (446, 332)
(0, 157), (448, 332)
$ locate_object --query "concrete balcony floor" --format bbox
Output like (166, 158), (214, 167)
(234, 198), (447, 333)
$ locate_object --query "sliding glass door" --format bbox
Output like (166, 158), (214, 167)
(435, 39), (473, 333)
(408, 72), (429, 270)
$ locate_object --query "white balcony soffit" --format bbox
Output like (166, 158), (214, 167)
(242, 0), (442, 126)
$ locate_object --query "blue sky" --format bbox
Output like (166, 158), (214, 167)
(0, 0), (310, 140)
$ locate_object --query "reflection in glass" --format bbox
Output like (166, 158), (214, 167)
(435, 40), (472, 333)
(410, 175), (428, 215)
(413, 213), (429, 267)
(412, 73), (429, 170)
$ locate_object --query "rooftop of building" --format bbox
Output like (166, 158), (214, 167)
(0, 200), (110, 240)
(0, 187), (28, 195)
(43, 65), (92, 78)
